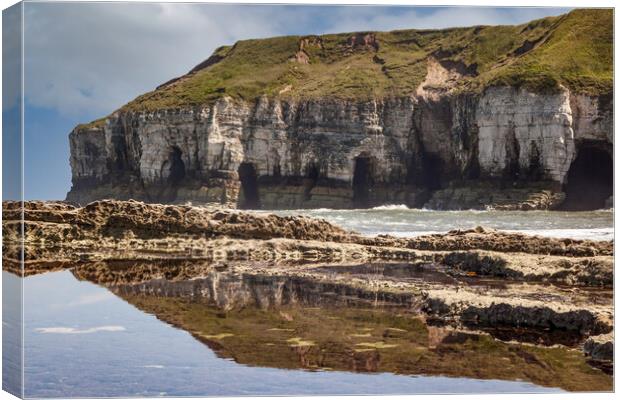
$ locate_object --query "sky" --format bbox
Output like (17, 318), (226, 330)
(5, 2), (570, 200)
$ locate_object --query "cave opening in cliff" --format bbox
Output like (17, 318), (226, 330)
(562, 147), (612, 211)
(422, 153), (443, 190)
(353, 156), (374, 207)
(303, 164), (320, 200)
(238, 162), (260, 209)
(168, 146), (186, 186)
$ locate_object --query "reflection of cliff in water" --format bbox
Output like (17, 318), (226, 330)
(112, 272), (418, 311)
(72, 264), (612, 392)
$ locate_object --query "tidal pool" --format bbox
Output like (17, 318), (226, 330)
(3, 265), (612, 397)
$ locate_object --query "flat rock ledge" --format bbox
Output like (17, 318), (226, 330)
(2, 200), (614, 367)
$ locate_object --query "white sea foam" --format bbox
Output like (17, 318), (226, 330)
(272, 206), (613, 241)
(371, 204), (409, 210)
(379, 228), (613, 241)
(504, 228), (614, 241)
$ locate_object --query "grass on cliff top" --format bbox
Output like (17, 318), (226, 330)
(83, 8), (611, 119)
(75, 117), (108, 130)
(480, 9), (613, 94)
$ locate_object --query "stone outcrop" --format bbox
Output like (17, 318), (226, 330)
(67, 87), (612, 210)
(584, 333), (614, 361)
(3, 200), (612, 270)
(3, 199), (613, 376)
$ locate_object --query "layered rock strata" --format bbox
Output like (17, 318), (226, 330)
(66, 9), (613, 210)
(67, 88), (612, 210)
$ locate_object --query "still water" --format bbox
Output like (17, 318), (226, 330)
(268, 206), (614, 240)
(5, 263), (611, 397)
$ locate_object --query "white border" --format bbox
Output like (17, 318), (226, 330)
(0, 1), (617, 400)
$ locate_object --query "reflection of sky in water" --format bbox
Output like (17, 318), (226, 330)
(12, 270), (563, 397)
(2, 269), (23, 397)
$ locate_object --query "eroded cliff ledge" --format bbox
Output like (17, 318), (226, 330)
(67, 9), (613, 210)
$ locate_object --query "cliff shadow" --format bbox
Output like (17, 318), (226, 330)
(561, 145), (612, 211)
(238, 162), (260, 209)
(421, 152), (443, 190)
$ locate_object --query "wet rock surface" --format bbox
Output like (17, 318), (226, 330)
(584, 333), (614, 361)
(4, 200), (612, 264)
(3, 199), (613, 378)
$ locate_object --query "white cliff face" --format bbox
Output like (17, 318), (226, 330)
(67, 87), (612, 210)
(570, 94), (613, 143)
(205, 97), (249, 172)
(476, 87), (575, 184)
(130, 109), (207, 184)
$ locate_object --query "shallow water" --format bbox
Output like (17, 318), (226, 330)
(265, 207), (614, 240)
(5, 264), (613, 397)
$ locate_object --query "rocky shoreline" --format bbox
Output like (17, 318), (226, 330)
(2, 199), (613, 370)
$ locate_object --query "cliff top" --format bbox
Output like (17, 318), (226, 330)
(81, 8), (612, 127)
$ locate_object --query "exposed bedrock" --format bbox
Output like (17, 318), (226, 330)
(67, 86), (612, 210)
(3, 200), (613, 276)
(3, 200), (613, 368)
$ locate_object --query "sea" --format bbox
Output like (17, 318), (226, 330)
(266, 206), (614, 241)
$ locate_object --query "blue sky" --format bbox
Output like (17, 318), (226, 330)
(7, 2), (570, 200)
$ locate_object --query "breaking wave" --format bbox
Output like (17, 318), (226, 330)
(370, 204), (410, 210)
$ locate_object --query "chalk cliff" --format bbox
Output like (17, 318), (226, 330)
(67, 9), (613, 210)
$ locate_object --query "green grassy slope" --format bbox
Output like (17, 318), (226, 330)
(86, 8), (612, 121)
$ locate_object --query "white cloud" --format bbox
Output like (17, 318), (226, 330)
(22, 3), (569, 117)
(23, 3), (284, 116)
(35, 325), (126, 334)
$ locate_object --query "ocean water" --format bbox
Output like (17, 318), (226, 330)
(266, 206), (614, 241)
